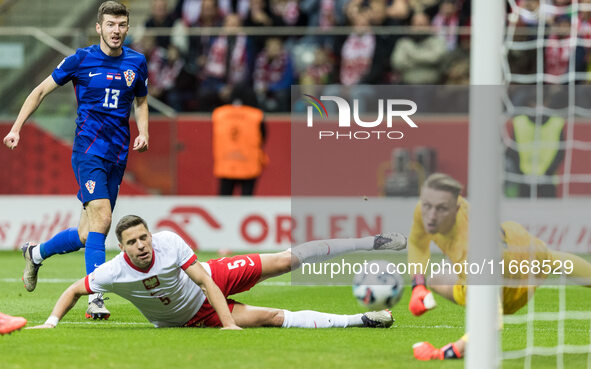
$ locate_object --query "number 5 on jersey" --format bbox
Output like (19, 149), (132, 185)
(103, 88), (120, 108)
(227, 256), (256, 270)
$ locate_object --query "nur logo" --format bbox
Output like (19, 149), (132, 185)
(303, 94), (418, 140)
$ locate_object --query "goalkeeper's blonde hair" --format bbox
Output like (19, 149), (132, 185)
(422, 173), (463, 199)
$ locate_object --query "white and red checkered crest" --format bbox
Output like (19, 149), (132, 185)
(85, 180), (96, 194)
(123, 69), (135, 87)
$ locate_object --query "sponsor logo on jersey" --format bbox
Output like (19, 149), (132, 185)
(85, 180), (96, 194)
(124, 69), (135, 87)
(142, 276), (160, 290)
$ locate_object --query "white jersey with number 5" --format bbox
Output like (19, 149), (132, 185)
(85, 231), (206, 327)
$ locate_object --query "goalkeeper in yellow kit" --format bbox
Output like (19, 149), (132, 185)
(409, 173), (591, 361)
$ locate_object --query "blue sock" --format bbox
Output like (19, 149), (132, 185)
(40, 228), (84, 259)
(85, 232), (106, 275)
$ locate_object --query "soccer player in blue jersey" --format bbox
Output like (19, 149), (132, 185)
(2, 1), (149, 320)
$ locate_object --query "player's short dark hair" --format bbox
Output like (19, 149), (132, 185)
(423, 173), (463, 198)
(116, 215), (149, 242)
(98, 1), (129, 24)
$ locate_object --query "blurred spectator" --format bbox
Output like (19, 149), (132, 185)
(338, 11), (379, 85)
(441, 46), (469, 84)
(301, 0), (348, 28)
(433, 0), (469, 84)
(386, 0), (412, 25)
(345, 0), (395, 82)
(244, 0), (283, 55)
(212, 89), (268, 196)
(506, 0), (538, 75)
(346, 0), (388, 26)
(408, 0), (440, 25)
(432, 0), (460, 51)
(173, 0), (223, 56)
(173, 0), (245, 23)
(244, 0), (276, 28)
(517, 0), (540, 26)
(198, 14), (251, 109)
(145, 0), (176, 49)
(553, 0), (571, 7)
(545, 15), (574, 78)
(299, 0), (348, 48)
(270, 0), (305, 26)
(175, 0), (204, 26)
(391, 11), (446, 84)
(189, 0), (224, 69)
(577, 0), (591, 78)
(148, 43), (190, 111)
(219, 0), (251, 18)
(299, 47), (335, 85)
(254, 37), (295, 112)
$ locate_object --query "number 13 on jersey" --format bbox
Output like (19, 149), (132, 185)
(103, 88), (120, 108)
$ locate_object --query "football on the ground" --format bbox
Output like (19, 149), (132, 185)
(352, 260), (404, 310)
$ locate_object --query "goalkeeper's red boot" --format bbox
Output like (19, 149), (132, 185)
(0, 312), (27, 335)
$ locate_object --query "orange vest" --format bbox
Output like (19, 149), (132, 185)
(212, 104), (267, 179)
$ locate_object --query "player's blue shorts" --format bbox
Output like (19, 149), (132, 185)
(71, 151), (126, 210)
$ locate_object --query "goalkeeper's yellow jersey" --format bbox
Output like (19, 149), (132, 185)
(408, 196), (550, 282)
(408, 196), (470, 277)
(408, 196), (553, 313)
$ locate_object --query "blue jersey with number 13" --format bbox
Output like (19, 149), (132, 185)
(52, 45), (148, 164)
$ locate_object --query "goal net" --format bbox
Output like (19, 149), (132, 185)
(478, 1), (591, 368)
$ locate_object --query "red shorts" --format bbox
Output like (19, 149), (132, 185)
(184, 254), (262, 327)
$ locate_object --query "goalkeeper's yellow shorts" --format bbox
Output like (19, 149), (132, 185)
(452, 221), (548, 314)
(452, 283), (532, 315)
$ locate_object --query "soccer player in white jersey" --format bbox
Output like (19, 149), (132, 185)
(31, 215), (407, 329)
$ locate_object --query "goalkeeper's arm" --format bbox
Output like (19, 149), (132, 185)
(29, 278), (88, 329)
(407, 221), (436, 316)
(409, 274), (437, 316)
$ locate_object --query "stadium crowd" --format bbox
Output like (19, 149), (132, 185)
(133, 0), (473, 112)
(507, 0), (591, 80)
(134, 0), (590, 113)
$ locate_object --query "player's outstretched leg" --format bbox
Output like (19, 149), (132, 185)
(360, 310), (395, 328)
(257, 233), (407, 283)
(0, 312), (27, 335)
(373, 233), (407, 251)
(231, 304), (394, 328)
(289, 233), (407, 267)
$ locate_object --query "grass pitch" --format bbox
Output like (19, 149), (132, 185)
(1, 250), (590, 369)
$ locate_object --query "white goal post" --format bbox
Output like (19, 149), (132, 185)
(466, 1), (505, 369)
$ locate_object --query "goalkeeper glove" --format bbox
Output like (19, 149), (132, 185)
(413, 341), (463, 360)
(409, 274), (436, 316)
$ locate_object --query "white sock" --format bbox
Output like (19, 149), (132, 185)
(88, 293), (99, 304)
(281, 310), (364, 328)
(289, 237), (375, 265)
(32, 246), (43, 264)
